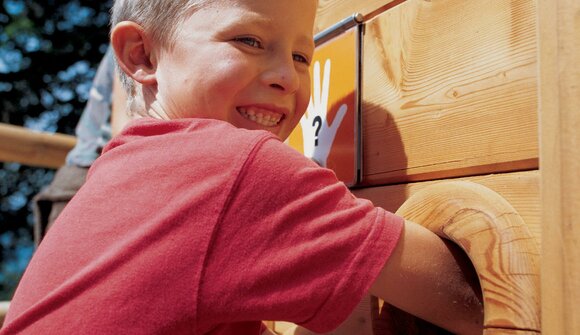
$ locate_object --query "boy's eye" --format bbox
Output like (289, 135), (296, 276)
(234, 36), (263, 49)
(293, 53), (310, 65)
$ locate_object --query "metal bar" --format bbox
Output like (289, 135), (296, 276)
(314, 13), (364, 46)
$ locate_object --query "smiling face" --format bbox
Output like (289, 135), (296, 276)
(149, 0), (317, 140)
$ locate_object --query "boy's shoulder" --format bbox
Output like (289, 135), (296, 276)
(125, 117), (276, 138)
(105, 117), (280, 152)
(102, 118), (286, 164)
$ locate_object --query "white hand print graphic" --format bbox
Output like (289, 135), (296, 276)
(300, 59), (347, 167)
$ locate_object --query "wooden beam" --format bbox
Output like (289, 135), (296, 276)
(0, 123), (76, 169)
(538, 0), (580, 333)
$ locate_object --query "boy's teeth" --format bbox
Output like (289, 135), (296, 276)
(238, 107), (283, 127)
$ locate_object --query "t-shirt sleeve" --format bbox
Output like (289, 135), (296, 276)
(198, 136), (404, 332)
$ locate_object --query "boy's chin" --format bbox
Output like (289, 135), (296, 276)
(276, 130), (292, 141)
(261, 125), (292, 140)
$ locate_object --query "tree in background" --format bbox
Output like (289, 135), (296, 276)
(0, 0), (112, 300)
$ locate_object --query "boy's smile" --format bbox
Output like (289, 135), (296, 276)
(148, 0), (317, 140)
(237, 104), (287, 128)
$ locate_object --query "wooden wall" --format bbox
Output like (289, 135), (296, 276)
(276, 0), (579, 333)
(354, 5), (543, 330)
(331, 0), (540, 256)
(360, 0), (538, 185)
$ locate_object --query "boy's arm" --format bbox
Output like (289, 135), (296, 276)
(370, 219), (484, 335)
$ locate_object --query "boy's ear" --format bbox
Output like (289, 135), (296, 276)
(111, 22), (157, 86)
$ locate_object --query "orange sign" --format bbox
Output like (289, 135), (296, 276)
(287, 26), (361, 186)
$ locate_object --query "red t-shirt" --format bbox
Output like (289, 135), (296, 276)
(2, 118), (403, 334)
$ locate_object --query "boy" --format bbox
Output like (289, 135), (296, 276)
(1, 1), (483, 334)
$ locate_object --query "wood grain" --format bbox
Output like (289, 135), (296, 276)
(0, 123), (75, 169)
(361, 0), (538, 185)
(395, 181), (541, 332)
(538, 0), (580, 333)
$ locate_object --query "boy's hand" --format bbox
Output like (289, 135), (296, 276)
(300, 59), (347, 167)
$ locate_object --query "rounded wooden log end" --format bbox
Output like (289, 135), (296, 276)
(395, 181), (541, 332)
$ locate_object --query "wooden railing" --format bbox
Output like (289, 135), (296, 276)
(0, 301), (9, 328)
(0, 123), (76, 169)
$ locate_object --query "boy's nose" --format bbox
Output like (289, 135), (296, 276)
(262, 56), (300, 94)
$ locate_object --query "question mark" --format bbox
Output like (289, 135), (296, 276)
(312, 116), (322, 146)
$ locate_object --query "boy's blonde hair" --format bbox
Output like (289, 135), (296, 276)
(111, 0), (209, 96)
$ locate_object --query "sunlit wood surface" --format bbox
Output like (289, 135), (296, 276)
(360, 0), (538, 185)
(538, 0), (580, 333)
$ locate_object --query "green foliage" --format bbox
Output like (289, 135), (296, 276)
(0, 0), (113, 300)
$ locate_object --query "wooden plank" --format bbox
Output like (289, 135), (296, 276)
(538, 0), (580, 333)
(361, 0), (538, 185)
(0, 123), (75, 169)
(315, 0), (402, 33)
(353, 170), (540, 243)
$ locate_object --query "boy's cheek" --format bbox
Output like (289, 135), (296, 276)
(295, 109), (307, 122)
